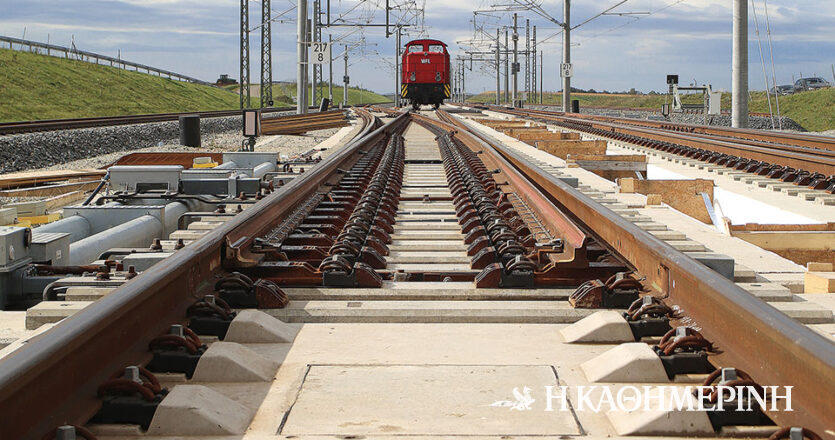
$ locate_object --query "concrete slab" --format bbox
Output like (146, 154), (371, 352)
(147, 384), (253, 435)
(280, 365), (582, 436)
(770, 301), (834, 323)
(582, 343), (669, 383)
(225, 310), (298, 343)
(25, 301), (92, 330)
(685, 252), (735, 281)
(265, 300), (595, 323)
(561, 311), (635, 343)
(388, 250), (469, 264)
(191, 341), (279, 382)
(666, 240), (708, 252)
(737, 282), (794, 302)
(283, 282), (573, 301)
(607, 391), (714, 436)
(64, 286), (115, 301)
(387, 262), (473, 271)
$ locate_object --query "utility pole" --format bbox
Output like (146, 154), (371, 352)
(311, 0), (319, 109)
(512, 13), (518, 106)
(462, 62), (466, 102)
(296, 0), (307, 114)
(504, 29), (510, 104)
(239, 0), (250, 109)
(395, 26), (401, 107)
(532, 25), (537, 104)
(562, 0), (571, 112)
(495, 28), (501, 105)
(328, 34), (334, 102)
(732, 0), (748, 127)
(260, 0), (273, 108)
(343, 46), (349, 106)
(525, 18), (530, 103)
(539, 50), (545, 104)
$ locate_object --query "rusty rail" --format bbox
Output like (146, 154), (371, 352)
(260, 109), (350, 135)
(494, 105), (835, 152)
(439, 109), (835, 436)
(0, 109), (385, 440)
(488, 107), (835, 176)
(0, 107), (303, 135)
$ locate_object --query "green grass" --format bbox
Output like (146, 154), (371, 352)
(470, 88), (835, 131)
(233, 82), (391, 107)
(0, 49), (241, 122)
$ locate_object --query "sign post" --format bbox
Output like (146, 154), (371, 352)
(312, 42), (331, 65)
(560, 63), (573, 78)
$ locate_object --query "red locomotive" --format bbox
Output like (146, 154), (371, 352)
(401, 39), (451, 110)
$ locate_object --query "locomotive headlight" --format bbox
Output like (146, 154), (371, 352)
(410, 72), (416, 81)
(435, 72), (441, 82)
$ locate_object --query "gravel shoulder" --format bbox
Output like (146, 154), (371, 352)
(40, 127), (344, 171)
(0, 111), (353, 173)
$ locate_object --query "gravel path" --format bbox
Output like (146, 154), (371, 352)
(0, 111), (349, 173)
(40, 127), (343, 171)
(534, 105), (808, 132)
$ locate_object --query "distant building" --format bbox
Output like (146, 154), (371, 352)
(216, 74), (238, 86)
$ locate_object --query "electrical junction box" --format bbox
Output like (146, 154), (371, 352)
(108, 165), (183, 193)
(31, 232), (70, 265)
(0, 226), (31, 270)
(708, 91), (722, 115)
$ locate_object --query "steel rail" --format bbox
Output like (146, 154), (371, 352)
(489, 106), (835, 176)
(521, 108), (835, 158)
(0, 107), (294, 135)
(512, 105), (835, 152)
(0, 110), (387, 440)
(436, 109), (835, 436)
(0, 104), (392, 135)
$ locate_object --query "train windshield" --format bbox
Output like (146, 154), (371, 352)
(427, 44), (444, 53)
(407, 45), (423, 53)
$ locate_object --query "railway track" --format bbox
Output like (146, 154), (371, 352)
(515, 106), (835, 152)
(0, 107), (832, 439)
(481, 105), (835, 192)
(0, 107), (292, 135)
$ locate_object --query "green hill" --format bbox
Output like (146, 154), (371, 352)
(0, 48), (241, 122)
(235, 82), (390, 107)
(470, 88), (835, 131)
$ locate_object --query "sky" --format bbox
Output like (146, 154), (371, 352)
(2, 0), (834, 95)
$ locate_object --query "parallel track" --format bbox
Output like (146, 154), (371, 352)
(0, 107), (832, 439)
(0, 104), (388, 135)
(482, 105), (835, 186)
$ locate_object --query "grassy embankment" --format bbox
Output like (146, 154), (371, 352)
(469, 88), (835, 131)
(0, 48), (240, 122)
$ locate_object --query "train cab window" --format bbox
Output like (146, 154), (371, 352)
(427, 44), (444, 53)
(407, 45), (424, 53)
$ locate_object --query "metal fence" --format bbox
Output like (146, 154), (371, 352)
(0, 35), (212, 86)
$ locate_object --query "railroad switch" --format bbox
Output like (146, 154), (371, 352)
(92, 366), (167, 430)
(187, 295), (236, 339)
(147, 325), (206, 378)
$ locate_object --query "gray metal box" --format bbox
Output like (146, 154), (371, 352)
(0, 226), (31, 269)
(31, 232), (70, 265)
(108, 165), (183, 192)
(222, 152), (276, 169)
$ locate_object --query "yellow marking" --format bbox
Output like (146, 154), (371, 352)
(17, 213), (61, 226)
